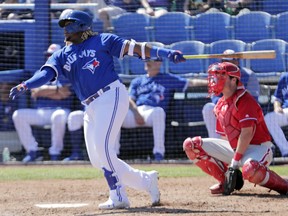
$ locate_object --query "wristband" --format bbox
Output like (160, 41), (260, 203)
(150, 46), (172, 59)
(18, 82), (28, 91)
(233, 152), (243, 161)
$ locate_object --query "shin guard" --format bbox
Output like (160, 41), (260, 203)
(195, 157), (227, 183)
(242, 160), (288, 195)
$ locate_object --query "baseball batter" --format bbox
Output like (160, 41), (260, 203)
(9, 10), (186, 209)
(183, 62), (288, 195)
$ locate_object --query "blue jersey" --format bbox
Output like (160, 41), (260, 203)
(42, 33), (126, 102)
(129, 73), (188, 111)
(274, 72), (288, 108)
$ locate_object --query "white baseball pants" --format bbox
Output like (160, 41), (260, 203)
(12, 108), (69, 155)
(202, 102), (220, 138)
(264, 109), (288, 156)
(83, 80), (154, 191)
(115, 105), (166, 155)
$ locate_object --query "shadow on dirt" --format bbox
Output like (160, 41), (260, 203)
(78, 206), (252, 216)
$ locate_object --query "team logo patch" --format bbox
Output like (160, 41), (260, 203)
(82, 58), (100, 74)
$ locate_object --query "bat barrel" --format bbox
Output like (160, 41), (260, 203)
(183, 50), (276, 60)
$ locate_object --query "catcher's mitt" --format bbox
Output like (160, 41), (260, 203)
(223, 167), (244, 195)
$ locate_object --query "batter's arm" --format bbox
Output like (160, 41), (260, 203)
(123, 41), (186, 63)
(9, 68), (56, 100)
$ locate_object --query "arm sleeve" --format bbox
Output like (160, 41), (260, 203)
(24, 68), (56, 90)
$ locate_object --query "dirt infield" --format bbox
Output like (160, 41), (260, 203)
(0, 164), (287, 216)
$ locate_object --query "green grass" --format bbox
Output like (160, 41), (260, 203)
(0, 164), (287, 181)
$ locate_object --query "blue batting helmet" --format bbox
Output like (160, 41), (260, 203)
(58, 9), (93, 33)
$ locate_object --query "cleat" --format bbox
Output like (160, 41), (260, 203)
(22, 155), (35, 163)
(99, 186), (130, 210)
(22, 151), (42, 163)
(147, 170), (160, 206)
(50, 154), (60, 161)
(98, 198), (130, 210)
(209, 183), (224, 194)
(63, 153), (84, 161)
(154, 153), (164, 161)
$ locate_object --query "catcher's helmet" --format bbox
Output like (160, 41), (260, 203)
(207, 62), (241, 96)
(58, 9), (92, 33)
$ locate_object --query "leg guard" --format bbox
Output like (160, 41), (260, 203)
(103, 168), (118, 190)
(195, 157), (227, 183)
(242, 160), (288, 195)
(100, 168), (130, 209)
(183, 136), (227, 183)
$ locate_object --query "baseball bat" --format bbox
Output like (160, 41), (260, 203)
(183, 50), (276, 59)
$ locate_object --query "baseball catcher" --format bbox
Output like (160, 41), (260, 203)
(183, 62), (288, 195)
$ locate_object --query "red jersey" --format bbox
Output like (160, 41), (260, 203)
(214, 89), (271, 149)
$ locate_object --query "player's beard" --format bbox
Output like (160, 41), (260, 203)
(64, 32), (85, 44)
(64, 35), (72, 43)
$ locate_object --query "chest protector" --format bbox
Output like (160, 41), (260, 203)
(214, 89), (247, 148)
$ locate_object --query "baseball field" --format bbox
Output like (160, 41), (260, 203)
(0, 163), (287, 216)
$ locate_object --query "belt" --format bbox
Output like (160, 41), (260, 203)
(81, 86), (111, 106)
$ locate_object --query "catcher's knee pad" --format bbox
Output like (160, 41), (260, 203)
(242, 160), (267, 184)
(183, 136), (206, 160)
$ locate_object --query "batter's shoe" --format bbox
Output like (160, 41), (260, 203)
(98, 198), (130, 210)
(209, 183), (224, 194)
(147, 170), (160, 206)
(98, 187), (130, 210)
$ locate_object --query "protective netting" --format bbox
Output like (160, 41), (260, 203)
(0, 0), (286, 162)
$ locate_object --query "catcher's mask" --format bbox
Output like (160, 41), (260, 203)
(58, 9), (93, 33)
(207, 62), (241, 97)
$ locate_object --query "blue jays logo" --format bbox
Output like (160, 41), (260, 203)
(82, 58), (100, 74)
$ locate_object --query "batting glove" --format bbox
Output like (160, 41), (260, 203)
(168, 50), (186, 64)
(9, 83), (28, 100)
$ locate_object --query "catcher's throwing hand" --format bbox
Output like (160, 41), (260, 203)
(9, 83), (28, 100)
(223, 167), (244, 195)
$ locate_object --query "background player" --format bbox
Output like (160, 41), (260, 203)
(63, 109), (85, 161)
(115, 43), (207, 161)
(9, 9), (186, 209)
(12, 44), (73, 163)
(183, 62), (288, 195)
(264, 72), (288, 157)
(202, 49), (260, 138)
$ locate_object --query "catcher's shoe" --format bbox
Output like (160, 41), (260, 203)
(209, 183), (224, 194)
(147, 170), (160, 206)
(98, 187), (130, 210)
